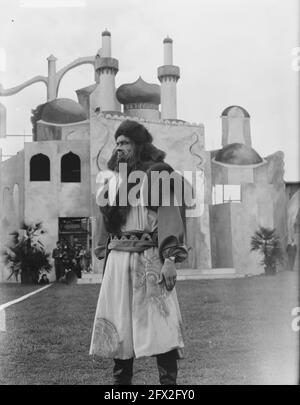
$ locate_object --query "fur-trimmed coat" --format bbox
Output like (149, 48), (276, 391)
(95, 160), (188, 271)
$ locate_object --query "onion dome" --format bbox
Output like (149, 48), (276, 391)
(116, 77), (160, 105)
(215, 143), (263, 165)
(221, 105), (250, 118)
(41, 98), (88, 124)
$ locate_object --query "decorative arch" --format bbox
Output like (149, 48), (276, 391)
(30, 153), (50, 181)
(13, 184), (20, 226)
(2, 187), (13, 225)
(56, 57), (95, 97)
(294, 209), (300, 234)
(0, 76), (48, 97)
(0, 57), (94, 101)
(61, 152), (81, 182)
(3, 187), (10, 210)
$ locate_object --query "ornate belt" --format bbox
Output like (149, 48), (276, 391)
(108, 230), (158, 252)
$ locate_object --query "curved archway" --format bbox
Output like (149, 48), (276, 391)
(30, 154), (50, 181)
(61, 152), (81, 182)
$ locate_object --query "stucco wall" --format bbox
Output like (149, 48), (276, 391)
(0, 103), (7, 138)
(61, 121), (90, 141)
(36, 122), (62, 141)
(211, 159), (228, 184)
(265, 151), (285, 184)
(0, 152), (25, 282)
(36, 121), (90, 142)
(209, 204), (233, 268)
(23, 140), (90, 281)
(209, 148), (287, 275)
(209, 184), (274, 275)
(266, 151), (288, 270)
(212, 159), (265, 185)
(230, 183), (272, 275)
(230, 182), (287, 275)
(189, 149), (213, 269)
(90, 113), (211, 270)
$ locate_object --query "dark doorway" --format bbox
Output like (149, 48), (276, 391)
(58, 217), (91, 249)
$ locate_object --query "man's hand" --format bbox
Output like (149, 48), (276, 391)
(158, 258), (177, 291)
(94, 245), (105, 260)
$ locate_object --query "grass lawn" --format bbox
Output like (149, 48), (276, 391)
(0, 284), (43, 306)
(0, 271), (298, 385)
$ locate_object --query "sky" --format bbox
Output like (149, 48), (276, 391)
(0, 0), (299, 180)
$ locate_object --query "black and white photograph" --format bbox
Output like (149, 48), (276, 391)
(0, 0), (299, 388)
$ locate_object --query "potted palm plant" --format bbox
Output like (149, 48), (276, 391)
(250, 226), (283, 275)
(3, 222), (52, 284)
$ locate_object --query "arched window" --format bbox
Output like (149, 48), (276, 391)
(30, 154), (50, 181)
(61, 152), (81, 182)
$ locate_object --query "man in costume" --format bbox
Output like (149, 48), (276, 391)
(286, 238), (297, 271)
(90, 120), (187, 385)
(52, 241), (63, 282)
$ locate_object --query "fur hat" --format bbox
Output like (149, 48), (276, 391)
(114, 119), (153, 144)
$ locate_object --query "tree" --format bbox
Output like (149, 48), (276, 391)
(3, 222), (52, 284)
(250, 226), (283, 275)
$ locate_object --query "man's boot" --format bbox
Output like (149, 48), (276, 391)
(113, 358), (134, 385)
(156, 349), (178, 385)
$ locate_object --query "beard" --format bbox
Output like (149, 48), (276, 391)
(101, 143), (166, 235)
(107, 149), (138, 173)
(101, 150), (134, 235)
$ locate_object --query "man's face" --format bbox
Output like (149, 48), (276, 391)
(115, 135), (135, 163)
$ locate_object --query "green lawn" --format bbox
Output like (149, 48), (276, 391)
(0, 271), (298, 385)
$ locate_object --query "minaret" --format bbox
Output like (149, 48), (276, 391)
(47, 54), (57, 101)
(157, 37), (180, 120)
(95, 29), (119, 112)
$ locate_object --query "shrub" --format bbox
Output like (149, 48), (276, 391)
(3, 222), (52, 284)
(250, 226), (283, 275)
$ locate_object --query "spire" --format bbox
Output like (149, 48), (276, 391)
(163, 36), (173, 44)
(102, 28), (111, 37)
(47, 54), (57, 62)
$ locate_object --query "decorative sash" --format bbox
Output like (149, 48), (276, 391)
(108, 230), (158, 253)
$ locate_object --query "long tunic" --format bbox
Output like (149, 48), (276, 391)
(89, 205), (185, 360)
